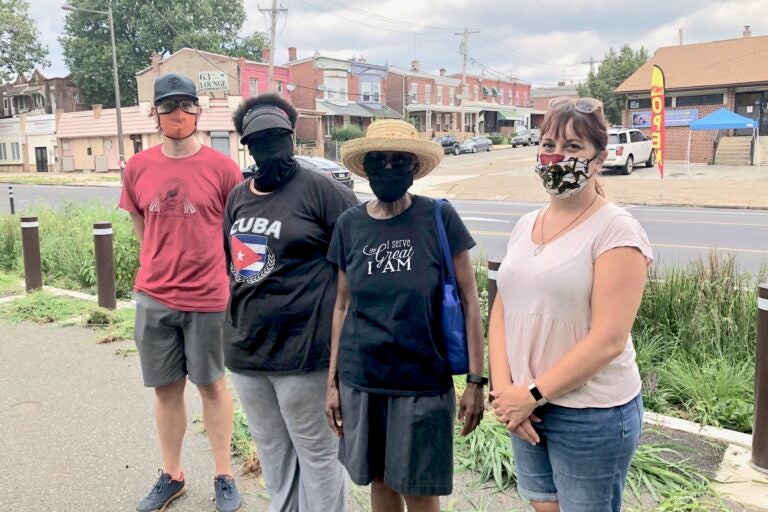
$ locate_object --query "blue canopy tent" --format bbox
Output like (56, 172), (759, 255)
(687, 108), (758, 171)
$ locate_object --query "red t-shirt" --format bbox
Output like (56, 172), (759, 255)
(119, 144), (243, 312)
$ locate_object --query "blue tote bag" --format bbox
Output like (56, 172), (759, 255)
(434, 199), (469, 375)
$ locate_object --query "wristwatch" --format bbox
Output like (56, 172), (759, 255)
(528, 382), (548, 406)
(466, 374), (489, 386)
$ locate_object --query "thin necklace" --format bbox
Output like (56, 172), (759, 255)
(535, 193), (599, 256)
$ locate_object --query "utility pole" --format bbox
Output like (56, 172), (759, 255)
(582, 56), (603, 75)
(259, 0), (287, 92)
(455, 27), (479, 136)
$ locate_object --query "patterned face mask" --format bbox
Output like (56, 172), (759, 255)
(535, 153), (596, 198)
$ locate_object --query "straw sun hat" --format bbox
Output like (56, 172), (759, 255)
(341, 119), (443, 180)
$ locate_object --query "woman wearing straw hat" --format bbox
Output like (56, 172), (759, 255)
(324, 119), (486, 511)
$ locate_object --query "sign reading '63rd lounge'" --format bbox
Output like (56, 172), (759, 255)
(198, 71), (229, 92)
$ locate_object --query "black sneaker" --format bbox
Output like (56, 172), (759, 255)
(213, 474), (242, 512)
(136, 470), (186, 512)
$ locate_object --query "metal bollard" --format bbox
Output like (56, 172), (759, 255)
(753, 283), (768, 473)
(8, 186), (15, 215)
(93, 222), (117, 310)
(20, 216), (42, 292)
(487, 260), (501, 400)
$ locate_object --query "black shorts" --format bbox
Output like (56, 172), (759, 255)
(338, 381), (455, 496)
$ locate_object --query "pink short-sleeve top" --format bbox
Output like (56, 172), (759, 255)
(496, 202), (653, 408)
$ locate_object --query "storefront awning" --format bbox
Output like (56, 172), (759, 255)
(316, 100), (372, 117)
(497, 110), (524, 121)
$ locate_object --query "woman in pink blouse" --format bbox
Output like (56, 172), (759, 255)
(488, 97), (653, 512)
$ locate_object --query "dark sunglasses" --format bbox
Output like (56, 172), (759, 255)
(548, 96), (603, 114)
(156, 99), (198, 114)
(364, 152), (415, 171)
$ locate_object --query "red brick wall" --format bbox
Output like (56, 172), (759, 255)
(289, 60), (321, 111)
(349, 74), (360, 102)
(385, 72), (405, 114)
(621, 97), (733, 163)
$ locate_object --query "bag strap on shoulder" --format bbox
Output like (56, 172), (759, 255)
(434, 198), (457, 287)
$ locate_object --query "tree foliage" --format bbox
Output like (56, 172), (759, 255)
(60, 0), (266, 107)
(577, 45), (649, 125)
(0, 0), (50, 81)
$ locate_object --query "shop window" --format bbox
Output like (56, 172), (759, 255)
(628, 97), (673, 109)
(676, 94), (724, 107)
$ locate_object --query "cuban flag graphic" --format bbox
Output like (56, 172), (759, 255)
(231, 234), (268, 278)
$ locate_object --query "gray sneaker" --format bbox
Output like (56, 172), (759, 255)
(214, 475), (242, 512)
(136, 470), (186, 512)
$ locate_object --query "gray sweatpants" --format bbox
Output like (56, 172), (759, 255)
(231, 369), (346, 512)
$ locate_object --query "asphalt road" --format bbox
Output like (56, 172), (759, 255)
(2, 184), (767, 275)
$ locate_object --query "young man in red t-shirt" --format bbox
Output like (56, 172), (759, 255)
(118, 73), (243, 512)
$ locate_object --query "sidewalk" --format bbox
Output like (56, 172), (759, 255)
(1, 314), (766, 511)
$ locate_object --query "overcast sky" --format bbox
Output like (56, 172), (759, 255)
(29, 0), (765, 87)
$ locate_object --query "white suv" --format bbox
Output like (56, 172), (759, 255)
(603, 128), (655, 175)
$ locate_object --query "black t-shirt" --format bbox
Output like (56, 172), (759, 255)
(327, 195), (476, 396)
(223, 165), (358, 374)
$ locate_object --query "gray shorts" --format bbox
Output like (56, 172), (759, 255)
(134, 292), (225, 388)
(338, 381), (455, 496)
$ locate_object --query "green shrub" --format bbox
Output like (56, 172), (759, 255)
(0, 202), (139, 298)
(488, 135), (507, 145)
(331, 125), (364, 141)
(0, 215), (21, 271)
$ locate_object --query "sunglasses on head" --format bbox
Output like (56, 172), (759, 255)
(156, 98), (198, 114)
(364, 152), (415, 171)
(548, 96), (603, 114)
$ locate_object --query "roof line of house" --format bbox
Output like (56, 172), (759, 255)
(135, 47), (289, 77)
(617, 80), (768, 95)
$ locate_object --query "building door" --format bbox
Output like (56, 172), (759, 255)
(735, 91), (767, 136)
(35, 147), (48, 172)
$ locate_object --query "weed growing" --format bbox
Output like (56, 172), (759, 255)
(0, 271), (23, 296)
(0, 202), (139, 298)
(0, 290), (91, 323)
(232, 407), (260, 476)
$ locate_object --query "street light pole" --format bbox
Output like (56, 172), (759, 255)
(107, 6), (125, 180)
(62, 4), (125, 180)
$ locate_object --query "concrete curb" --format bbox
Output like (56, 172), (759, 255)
(644, 411), (753, 448)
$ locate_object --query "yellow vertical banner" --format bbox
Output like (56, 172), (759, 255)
(650, 65), (666, 178)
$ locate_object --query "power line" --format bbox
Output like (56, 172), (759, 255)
(315, 0), (458, 31)
(294, 0), (447, 35)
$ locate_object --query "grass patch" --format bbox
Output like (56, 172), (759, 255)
(0, 290), (91, 323)
(0, 271), (23, 296)
(633, 251), (763, 433)
(455, 420), (720, 508)
(84, 307), (135, 343)
(0, 174), (121, 186)
(232, 407), (261, 476)
(0, 202), (139, 298)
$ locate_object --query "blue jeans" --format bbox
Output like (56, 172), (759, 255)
(511, 394), (643, 512)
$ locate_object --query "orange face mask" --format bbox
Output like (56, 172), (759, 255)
(158, 109), (198, 140)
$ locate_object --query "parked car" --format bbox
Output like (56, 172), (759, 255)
(432, 134), (460, 155)
(459, 136), (493, 154)
(510, 128), (540, 147)
(242, 155), (354, 189)
(603, 127), (655, 175)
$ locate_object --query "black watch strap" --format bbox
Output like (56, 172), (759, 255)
(466, 373), (488, 386)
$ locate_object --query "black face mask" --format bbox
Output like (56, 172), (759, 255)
(366, 168), (414, 203)
(247, 133), (297, 192)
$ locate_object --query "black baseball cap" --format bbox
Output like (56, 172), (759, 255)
(153, 73), (198, 104)
(239, 105), (294, 143)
